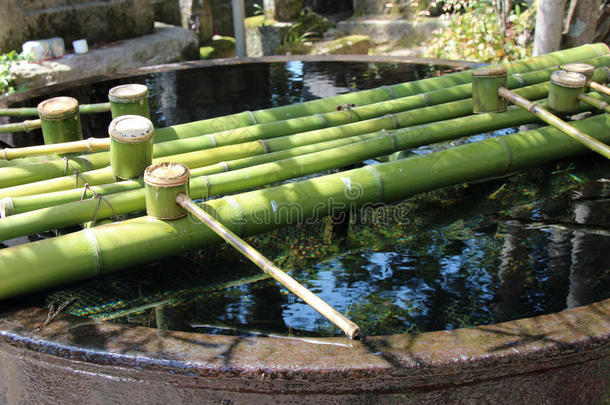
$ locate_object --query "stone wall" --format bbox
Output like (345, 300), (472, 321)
(0, 0), (154, 54)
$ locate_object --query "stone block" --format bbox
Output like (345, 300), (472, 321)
(246, 22), (292, 57)
(0, 0), (154, 54)
(312, 35), (372, 55)
(9, 23), (198, 90)
(337, 18), (446, 44)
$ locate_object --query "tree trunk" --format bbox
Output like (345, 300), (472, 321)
(562, 0), (602, 48)
(533, 0), (567, 56)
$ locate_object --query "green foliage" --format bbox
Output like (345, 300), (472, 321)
(424, 0), (535, 63)
(0, 51), (29, 95)
(200, 37), (236, 60)
(253, 2), (264, 16)
(282, 8), (334, 45)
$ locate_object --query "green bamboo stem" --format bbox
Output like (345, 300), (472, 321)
(0, 79), (565, 198)
(578, 93), (610, 113)
(1, 138), (109, 160)
(589, 80), (610, 96)
(0, 112), (608, 299)
(0, 102), (111, 117)
(176, 193), (361, 339)
(2, 93), (607, 240)
(0, 119), (41, 134)
(498, 87), (610, 159)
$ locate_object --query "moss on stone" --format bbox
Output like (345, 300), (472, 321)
(245, 16), (277, 29)
(199, 36), (236, 60)
(317, 35), (372, 55)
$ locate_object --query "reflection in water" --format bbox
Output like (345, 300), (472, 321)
(35, 155), (609, 337)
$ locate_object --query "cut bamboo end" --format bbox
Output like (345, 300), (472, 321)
(109, 115), (155, 179)
(144, 162), (190, 219)
(108, 84), (150, 119)
(560, 63), (596, 81)
(549, 71), (587, 113)
(472, 67), (508, 113)
(37, 96), (83, 145)
(37, 97), (79, 120)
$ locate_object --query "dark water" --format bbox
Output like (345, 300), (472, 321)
(3, 61), (450, 146)
(6, 62), (609, 337)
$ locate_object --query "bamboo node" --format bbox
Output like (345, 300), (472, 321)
(382, 129), (398, 151)
(86, 137), (95, 152)
(202, 176), (212, 199)
(366, 165), (384, 202)
(219, 161), (229, 172)
(0, 149), (7, 160)
(205, 134), (217, 147)
(259, 139), (270, 153)
(0, 197), (14, 218)
(385, 113), (399, 129)
(83, 228), (103, 276)
(314, 113), (328, 128)
(495, 136), (514, 173)
(511, 73), (526, 87)
(420, 92), (431, 107)
(247, 110), (258, 125)
(382, 85), (397, 99)
(335, 104), (361, 123)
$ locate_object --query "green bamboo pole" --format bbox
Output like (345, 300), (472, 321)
(0, 112), (608, 299)
(0, 119), (41, 134)
(0, 79), (567, 197)
(2, 93), (607, 240)
(578, 93), (610, 112)
(589, 80), (610, 96)
(1, 51), (608, 170)
(0, 102), (111, 117)
(0, 138), (108, 160)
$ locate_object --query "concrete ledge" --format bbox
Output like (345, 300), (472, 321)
(9, 23), (198, 90)
(338, 18), (446, 45)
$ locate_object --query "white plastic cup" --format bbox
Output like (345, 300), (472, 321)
(73, 39), (88, 54)
(22, 41), (50, 61)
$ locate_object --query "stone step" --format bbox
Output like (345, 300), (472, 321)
(337, 17), (445, 45)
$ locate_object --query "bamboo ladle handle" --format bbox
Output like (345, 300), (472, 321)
(176, 193), (362, 339)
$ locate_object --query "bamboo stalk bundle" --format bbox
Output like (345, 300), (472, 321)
(1, 92), (607, 241)
(5, 63), (610, 196)
(0, 112), (608, 299)
(0, 49), (608, 178)
(0, 79), (568, 197)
